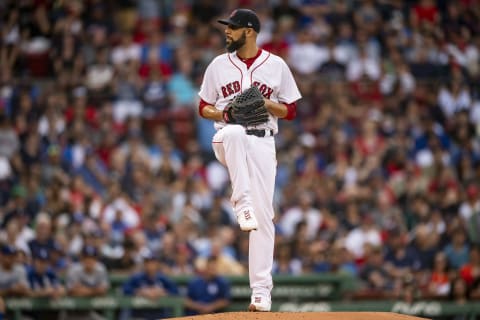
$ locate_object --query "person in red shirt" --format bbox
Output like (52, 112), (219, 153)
(261, 27), (290, 60)
(428, 252), (451, 298)
(410, 0), (440, 28)
(459, 246), (480, 287)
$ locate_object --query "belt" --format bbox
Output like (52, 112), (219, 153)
(245, 129), (274, 137)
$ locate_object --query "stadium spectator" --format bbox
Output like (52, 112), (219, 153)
(28, 212), (55, 256)
(121, 250), (179, 320)
(184, 256), (231, 315)
(27, 248), (65, 298)
(359, 246), (395, 297)
(0, 214), (31, 253)
(278, 192), (322, 240)
(344, 214), (382, 262)
(384, 229), (420, 282)
(0, 244), (29, 296)
(0, 244), (29, 320)
(288, 27), (326, 76)
(102, 237), (138, 275)
(26, 248), (65, 319)
(0, 112), (19, 160)
(459, 246), (480, 291)
(195, 236), (245, 276)
(444, 228), (470, 270)
(427, 252), (452, 298)
(273, 241), (303, 275)
(65, 245), (110, 320)
(66, 245), (109, 297)
(169, 243), (195, 276)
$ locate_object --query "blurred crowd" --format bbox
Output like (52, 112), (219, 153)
(1, 0), (480, 313)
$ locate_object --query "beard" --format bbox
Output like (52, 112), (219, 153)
(226, 31), (246, 53)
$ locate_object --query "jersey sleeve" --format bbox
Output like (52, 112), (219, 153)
(122, 274), (139, 296)
(186, 279), (199, 300)
(65, 265), (80, 289)
(278, 59), (302, 104)
(217, 278), (231, 300)
(26, 267), (35, 290)
(97, 264), (110, 289)
(161, 276), (179, 295)
(198, 61), (218, 106)
(47, 270), (61, 287)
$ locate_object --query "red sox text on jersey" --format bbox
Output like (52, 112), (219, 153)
(221, 81), (273, 99)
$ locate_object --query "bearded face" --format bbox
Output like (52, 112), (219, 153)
(226, 30), (247, 53)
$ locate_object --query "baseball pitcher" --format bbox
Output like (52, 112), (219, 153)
(198, 8), (302, 312)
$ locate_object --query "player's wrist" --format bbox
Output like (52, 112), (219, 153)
(223, 105), (236, 123)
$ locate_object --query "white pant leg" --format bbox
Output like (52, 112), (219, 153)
(212, 126), (276, 298)
(212, 125), (253, 213)
(246, 135), (276, 297)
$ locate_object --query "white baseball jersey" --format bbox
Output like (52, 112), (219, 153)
(199, 48), (301, 308)
(199, 50), (302, 133)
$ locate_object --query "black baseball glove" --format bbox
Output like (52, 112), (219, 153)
(223, 86), (269, 126)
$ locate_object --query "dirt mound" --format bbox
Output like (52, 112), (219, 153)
(170, 312), (431, 320)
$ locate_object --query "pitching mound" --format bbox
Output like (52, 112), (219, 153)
(171, 312), (431, 320)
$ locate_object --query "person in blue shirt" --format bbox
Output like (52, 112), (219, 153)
(184, 256), (231, 315)
(26, 248), (65, 320)
(27, 248), (65, 298)
(121, 251), (178, 320)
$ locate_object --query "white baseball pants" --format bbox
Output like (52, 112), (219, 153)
(212, 124), (276, 297)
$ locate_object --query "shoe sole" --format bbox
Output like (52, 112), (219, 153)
(240, 227), (258, 232)
(248, 304), (270, 312)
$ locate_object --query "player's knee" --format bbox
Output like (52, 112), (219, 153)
(222, 125), (246, 142)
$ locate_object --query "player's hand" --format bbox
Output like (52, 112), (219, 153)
(52, 286), (66, 299)
(222, 105), (236, 123)
(198, 304), (212, 314)
(43, 286), (55, 297)
(139, 287), (166, 300)
(150, 286), (166, 298)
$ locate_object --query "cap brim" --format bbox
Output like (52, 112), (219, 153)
(34, 257), (50, 261)
(218, 19), (241, 27)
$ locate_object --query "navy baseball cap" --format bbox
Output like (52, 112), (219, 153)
(218, 9), (261, 33)
(1, 245), (17, 255)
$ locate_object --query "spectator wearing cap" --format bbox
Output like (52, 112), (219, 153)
(65, 245), (110, 320)
(24, 248), (65, 320)
(184, 256), (231, 315)
(121, 250), (179, 320)
(49, 241), (70, 276)
(0, 244), (29, 296)
(0, 244), (29, 320)
(27, 248), (65, 298)
(66, 245), (110, 297)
